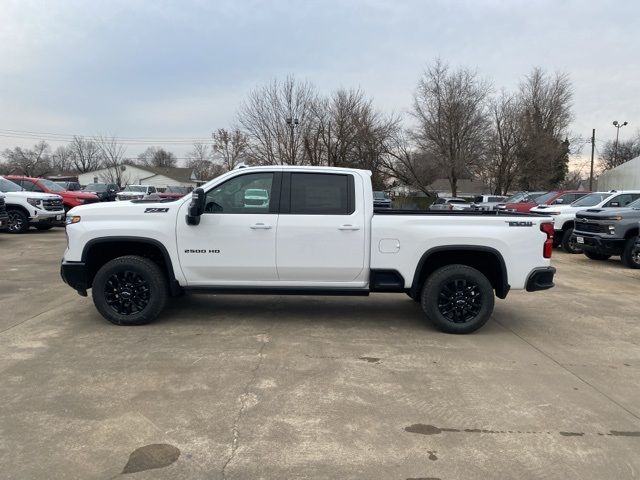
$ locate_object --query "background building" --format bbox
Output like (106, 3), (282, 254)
(77, 165), (199, 189)
(597, 156), (640, 191)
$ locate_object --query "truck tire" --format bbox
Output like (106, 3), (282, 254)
(621, 236), (640, 269)
(584, 251), (611, 261)
(7, 209), (30, 233)
(92, 255), (168, 325)
(561, 228), (582, 254)
(406, 292), (420, 302)
(420, 264), (494, 334)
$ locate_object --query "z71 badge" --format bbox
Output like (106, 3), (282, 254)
(144, 208), (170, 213)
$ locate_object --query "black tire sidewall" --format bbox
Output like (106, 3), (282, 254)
(421, 265), (495, 334)
(92, 256), (167, 325)
(562, 228), (582, 254)
(622, 236), (640, 269)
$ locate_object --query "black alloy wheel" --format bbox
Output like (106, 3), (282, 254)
(7, 210), (29, 233)
(437, 278), (483, 323)
(104, 270), (151, 315)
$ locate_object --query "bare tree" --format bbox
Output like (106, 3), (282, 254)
(238, 76), (317, 165)
(69, 136), (102, 173)
(186, 142), (224, 181)
(2, 141), (51, 176)
(212, 128), (249, 170)
(136, 147), (177, 168)
(599, 134), (640, 172)
(50, 145), (75, 174)
(516, 68), (573, 189)
(382, 129), (439, 195)
(412, 60), (491, 196)
(479, 91), (522, 194)
(95, 135), (129, 187)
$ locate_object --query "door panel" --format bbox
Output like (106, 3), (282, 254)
(176, 171), (279, 285)
(276, 172), (366, 282)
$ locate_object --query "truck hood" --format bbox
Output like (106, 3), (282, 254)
(1, 191), (62, 201)
(530, 204), (582, 213)
(62, 191), (99, 200)
(576, 207), (640, 219)
(67, 198), (181, 217)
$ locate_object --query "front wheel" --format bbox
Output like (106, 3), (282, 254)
(621, 236), (640, 269)
(7, 209), (30, 233)
(92, 255), (168, 325)
(420, 264), (495, 334)
(584, 251), (611, 261)
(561, 228), (582, 254)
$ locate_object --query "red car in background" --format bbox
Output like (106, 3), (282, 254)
(7, 175), (100, 211)
(497, 190), (590, 213)
(157, 185), (193, 200)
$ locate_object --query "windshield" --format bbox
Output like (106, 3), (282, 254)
(245, 189), (268, 197)
(0, 177), (23, 192)
(39, 178), (66, 192)
(124, 186), (147, 192)
(166, 186), (190, 194)
(84, 184), (107, 192)
(504, 192), (526, 203)
(533, 191), (559, 205)
(373, 191), (388, 200)
(571, 193), (609, 207)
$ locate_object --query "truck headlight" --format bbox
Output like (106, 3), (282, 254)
(65, 216), (81, 225)
(608, 225), (615, 235)
(27, 198), (42, 207)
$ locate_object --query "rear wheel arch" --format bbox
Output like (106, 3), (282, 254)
(82, 237), (181, 295)
(411, 246), (509, 300)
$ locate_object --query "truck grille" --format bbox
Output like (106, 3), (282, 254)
(575, 219), (609, 234)
(42, 198), (64, 211)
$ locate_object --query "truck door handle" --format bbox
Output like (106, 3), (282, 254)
(250, 223), (272, 230)
(338, 224), (360, 231)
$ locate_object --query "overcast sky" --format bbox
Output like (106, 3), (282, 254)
(1, 0), (639, 166)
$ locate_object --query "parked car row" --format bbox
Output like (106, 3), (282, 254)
(0, 175), (194, 233)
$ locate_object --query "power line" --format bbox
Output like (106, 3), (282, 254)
(0, 128), (215, 145)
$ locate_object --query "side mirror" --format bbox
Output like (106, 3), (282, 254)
(186, 188), (206, 225)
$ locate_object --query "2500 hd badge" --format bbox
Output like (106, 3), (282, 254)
(184, 249), (220, 254)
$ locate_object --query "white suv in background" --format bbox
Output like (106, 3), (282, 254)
(115, 185), (157, 201)
(530, 190), (640, 253)
(0, 176), (65, 233)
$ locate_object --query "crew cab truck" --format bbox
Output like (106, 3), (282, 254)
(61, 167), (556, 334)
(572, 198), (640, 268)
(530, 191), (640, 254)
(0, 176), (65, 233)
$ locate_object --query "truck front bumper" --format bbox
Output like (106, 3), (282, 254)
(525, 266), (556, 292)
(60, 261), (89, 296)
(571, 233), (625, 255)
(31, 209), (66, 226)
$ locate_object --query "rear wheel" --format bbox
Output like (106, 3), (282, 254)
(561, 228), (582, 254)
(584, 251), (611, 261)
(7, 209), (30, 233)
(420, 265), (494, 334)
(621, 236), (640, 269)
(92, 255), (167, 325)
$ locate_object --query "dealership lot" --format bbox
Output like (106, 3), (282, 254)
(1, 229), (639, 479)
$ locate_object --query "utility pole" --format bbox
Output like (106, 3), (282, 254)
(286, 117), (299, 164)
(589, 129), (595, 190)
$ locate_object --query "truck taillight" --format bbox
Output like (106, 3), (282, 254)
(540, 222), (554, 258)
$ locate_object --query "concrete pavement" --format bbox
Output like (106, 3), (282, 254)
(1, 229), (639, 479)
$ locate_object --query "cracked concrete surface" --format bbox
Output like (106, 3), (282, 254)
(1, 229), (639, 479)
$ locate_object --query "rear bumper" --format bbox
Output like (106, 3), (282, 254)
(572, 233), (625, 254)
(525, 266), (556, 292)
(60, 261), (89, 296)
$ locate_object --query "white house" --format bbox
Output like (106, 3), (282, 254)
(597, 155), (640, 191)
(78, 165), (200, 189)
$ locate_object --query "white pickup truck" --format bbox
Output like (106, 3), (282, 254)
(0, 176), (65, 233)
(61, 166), (556, 333)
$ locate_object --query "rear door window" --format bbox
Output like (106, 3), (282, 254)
(289, 173), (354, 215)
